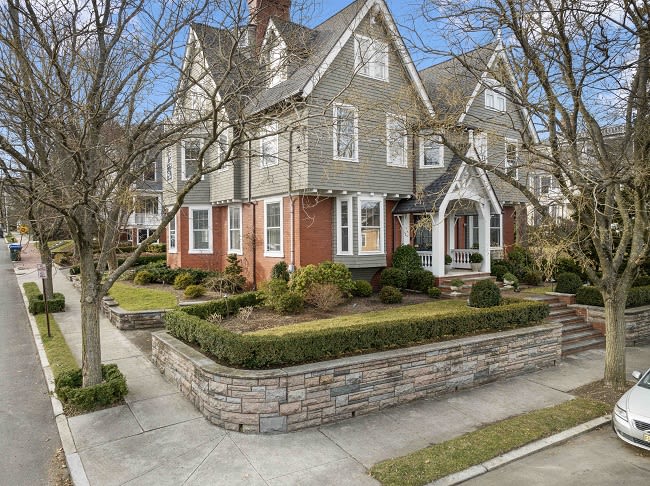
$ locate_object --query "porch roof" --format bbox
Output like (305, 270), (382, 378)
(392, 156), (462, 214)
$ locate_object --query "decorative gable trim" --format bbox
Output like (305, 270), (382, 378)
(301, 0), (435, 116)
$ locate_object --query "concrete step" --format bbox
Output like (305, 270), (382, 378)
(562, 329), (604, 344)
(562, 337), (606, 356)
(561, 322), (596, 334)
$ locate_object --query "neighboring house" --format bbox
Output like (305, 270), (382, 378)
(163, 0), (538, 285)
(122, 155), (165, 245)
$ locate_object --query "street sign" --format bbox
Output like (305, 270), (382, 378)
(37, 264), (47, 279)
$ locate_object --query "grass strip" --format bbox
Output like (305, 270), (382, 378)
(370, 397), (610, 486)
(249, 300), (470, 336)
(34, 314), (78, 378)
(109, 281), (177, 311)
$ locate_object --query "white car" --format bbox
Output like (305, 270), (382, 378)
(613, 368), (650, 451)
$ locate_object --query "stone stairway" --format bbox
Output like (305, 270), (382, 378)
(436, 273), (494, 297)
(535, 295), (605, 356)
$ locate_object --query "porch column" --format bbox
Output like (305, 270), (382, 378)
(447, 214), (455, 255)
(477, 202), (491, 272)
(431, 212), (446, 276)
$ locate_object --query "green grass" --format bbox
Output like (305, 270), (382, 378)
(370, 397), (610, 486)
(49, 240), (75, 253)
(109, 281), (177, 311)
(248, 300), (470, 336)
(34, 314), (79, 378)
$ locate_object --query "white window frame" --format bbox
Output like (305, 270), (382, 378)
(228, 204), (243, 255)
(181, 139), (204, 181)
(419, 132), (444, 168)
(268, 37), (287, 87)
(358, 196), (384, 255)
(337, 196), (353, 255)
(164, 146), (173, 182)
(260, 122), (279, 168)
(168, 214), (177, 253)
(504, 138), (519, 179)
(189, 205), (212, 254)
(264, 198), (283, 257)
(354, 34), (388, 81)
(386, 114), (407, 167)
(333, 103), (359, 162)
(485, 86), (506, 111)
(490, 213), (502, 248)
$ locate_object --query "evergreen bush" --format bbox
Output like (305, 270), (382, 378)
(468, 280), (502, 308)
(555, 272), (583, 294)
(392, 245), (423, 277)
(184, 284), (206, 299)
(352, 280), (373, 297)
(380, 267), (407, 289)
(54, 364), (127, 412)
(380, 285), (403, 304)
(408, 269), (436, 292)
(289, 261), (354, 296)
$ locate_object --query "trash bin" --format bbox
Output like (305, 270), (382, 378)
(9, 243), (21, 262)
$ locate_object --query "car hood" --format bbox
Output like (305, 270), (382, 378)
(623, 386), (650, 418)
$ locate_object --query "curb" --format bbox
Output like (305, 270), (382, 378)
(17, 275), (91, 486)
(427, 415), (612, 485)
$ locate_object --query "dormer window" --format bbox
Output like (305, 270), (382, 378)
(354, 35), (388, 81)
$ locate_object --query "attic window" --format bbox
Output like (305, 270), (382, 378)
(484, 79), (506, 111)
(354, 35), (388, 81)
(268, 35), (287, 87)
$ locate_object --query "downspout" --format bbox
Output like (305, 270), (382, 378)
(288, 129), (295, 273)
(248, 139), (257, 289)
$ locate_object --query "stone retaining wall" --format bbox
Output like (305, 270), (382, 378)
(572, 304), (650, 346)
(101, 298), (165, 330)
(152, 323), (562, 434)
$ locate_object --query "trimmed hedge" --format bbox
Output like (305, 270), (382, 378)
(555, 272), (583, 294)
(468, 280), (502, 308)
(165, 300), (550, 369)
(182, 291), (261, 319)
(576, 285), (650, 308)
(54, 364), (128, 412)
(23, 282), (66, 315)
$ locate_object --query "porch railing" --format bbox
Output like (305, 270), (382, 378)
(418, 249), (486, 271)
(418, 251), (434, 269)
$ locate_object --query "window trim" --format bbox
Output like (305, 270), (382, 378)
(336, 196), (353, 255)
(181, 139), (204, 181)
(419, 132), (444, 168)
(386, 113), (407, 167)
(354, 34), (389, 82)
(504, 138), (519, 179)
(264, 198), (284, 257)
(260, 122), (279, 168)
(333, 103), (359, 162)
(228, 204), (243, 255)
(188, 205), (213, 254)
(485, 86), (506, 112)
(490, 213), (502, 248)
(357, 196), (385, 255)
(164, 146), (173, 182)
(168, 213), (177, 253)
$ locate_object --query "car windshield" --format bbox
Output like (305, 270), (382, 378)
(640, 370), (650, 389)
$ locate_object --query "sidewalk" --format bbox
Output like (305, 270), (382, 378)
(14, 243), (650, 486)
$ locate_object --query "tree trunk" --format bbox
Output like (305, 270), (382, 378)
(603, 290), (627, 391)
(78, 244), (103, 387)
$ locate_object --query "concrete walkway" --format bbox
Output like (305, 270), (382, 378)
(13, 246), (650, 485)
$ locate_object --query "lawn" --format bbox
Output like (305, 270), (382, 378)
(249, 300), (478, 336)
(34, 314), (78, 378)
(109, 282), (177, 311)
(370, 397), (610, 486)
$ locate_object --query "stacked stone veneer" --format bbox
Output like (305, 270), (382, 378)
(572, 304), (650, 346)
(101, 298), (165, 330)
(152, 323), (562, 434)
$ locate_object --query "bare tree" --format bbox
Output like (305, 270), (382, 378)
(0, 0), (319, 387)
(414, 0), (650, 389)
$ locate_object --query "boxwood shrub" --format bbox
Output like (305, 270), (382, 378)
(23, 282), (66, 314)
(555, 272), (583, 294)
(182, 291), (261, 319)
(380, 267), (407, 289)
(165, 300), (550, 369)
(54, 364), (127, 412)
(408, 269), (436, 293)
(575, 285), (650, 308)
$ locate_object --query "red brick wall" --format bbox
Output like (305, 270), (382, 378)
(296, 197), (332, 267)
(166, 206), (221, 271)
(503, 206), (516, 253)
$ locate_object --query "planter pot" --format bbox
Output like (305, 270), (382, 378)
(445, 264), (452, 273)
(470, 263), (481, 272)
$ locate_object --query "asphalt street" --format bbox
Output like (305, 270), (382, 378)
(0, 244), (61, 485)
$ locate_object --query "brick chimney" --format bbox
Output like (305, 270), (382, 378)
(248, 0), (291, 47)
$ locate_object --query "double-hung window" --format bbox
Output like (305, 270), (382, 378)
(164, 147), (173, 181)
(168, 215), (177, 253)
(182, 139), (202, 180)
(490, 214), (502, 247)
(228, 205), (242, 254)
(260, 122), (279, 168)
(354, 35), (388, 81)
(358, 197), (384, 254)
(504, 139), (519, 178)
(333, 104), (358, 161)
(386, 114), (407, 167)
(337, 197), (353, 255)
(264, 199), (283, 256)
(485, 80), (506, 111)
(190, 206), (212, 253)
(420, 133), (444, 168)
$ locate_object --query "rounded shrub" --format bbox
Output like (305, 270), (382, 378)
(555, 272), (583, 294)
(305, 283), (344, 311)
(184, 284), (206, 299)
(289, 261), (354, 296)
(575, 286), (604, 306)
(380, 267), (407, 289)
(173, 272), (195, 290)
(491, 263), (510, 281)
(522, 269), (542, 286)
(392, 245), (422, 277)
(408, 269), (436, 292)
(428, 287), (442, 299)
(468, 279), (502, 308)
(134, 270), (154, 285)
(271, 261), (290, 282)
(275, 292), (304, 314)
(379, 285), (403, 304)
(469, 252), (483, 263)
(352, 280), (373, 297)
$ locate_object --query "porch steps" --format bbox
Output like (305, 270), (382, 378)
(534, 295), (605, 356)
